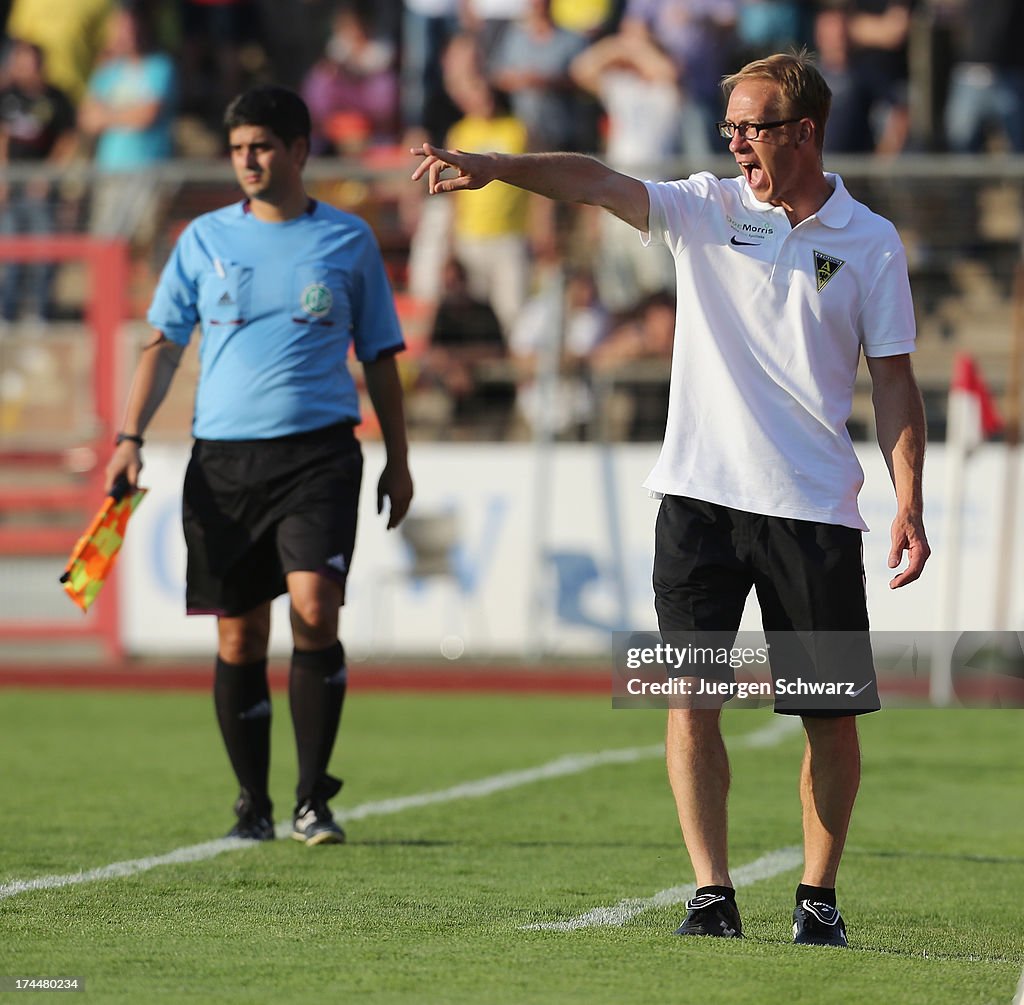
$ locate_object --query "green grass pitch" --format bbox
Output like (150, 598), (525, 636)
(0, 687), (1021, 1003)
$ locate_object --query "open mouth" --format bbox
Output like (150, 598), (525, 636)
(739, 162), (764, 188)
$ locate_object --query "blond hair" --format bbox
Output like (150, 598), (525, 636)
(721, 50), (832, 152)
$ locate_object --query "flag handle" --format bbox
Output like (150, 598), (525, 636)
(57, 476), (131, 584)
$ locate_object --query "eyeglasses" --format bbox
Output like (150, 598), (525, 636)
(716, 119), (802, 141)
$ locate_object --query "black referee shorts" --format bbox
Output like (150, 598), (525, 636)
(653, 495), (879, 716)
(182, 422), (363, 617)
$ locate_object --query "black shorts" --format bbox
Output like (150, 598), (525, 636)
(653, 495), (879, 716)
(182, 422), (363, 617)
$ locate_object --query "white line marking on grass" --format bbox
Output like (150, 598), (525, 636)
(0, 715), (799, 902)
(737, 715), (802, 748)
(523, 716), (805, 931)
(0, 838), (259, 901)
(1012, 964), (1024, 1005)
(320, 744), (664, 831)
(0, 744), (666, 902)
(522, 846), (803, 931)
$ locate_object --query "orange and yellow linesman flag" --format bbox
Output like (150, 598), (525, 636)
(60, 483), (147, 612)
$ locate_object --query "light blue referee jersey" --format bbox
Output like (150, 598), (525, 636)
(148, 199), (405, 440)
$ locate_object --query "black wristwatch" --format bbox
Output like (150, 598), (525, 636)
(115, 432), (145, 448)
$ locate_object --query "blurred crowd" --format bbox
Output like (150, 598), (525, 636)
(0, 0), (1021, 438)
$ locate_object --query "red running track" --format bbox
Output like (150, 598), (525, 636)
(0, 662), (611, 694)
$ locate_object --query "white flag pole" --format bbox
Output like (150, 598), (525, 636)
(931, 374), (972, 705)
(932, 354), (1004, 704)
(993, 263), (1023, 631)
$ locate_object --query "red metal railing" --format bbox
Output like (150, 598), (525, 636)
(0, 236), (129, 660)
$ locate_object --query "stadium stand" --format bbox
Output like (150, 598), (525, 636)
(1, 0), (1023, 660)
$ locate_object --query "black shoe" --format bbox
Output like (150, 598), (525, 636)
(793, 900), (848, 946)
(674, 893), (743, 937)
(292, 798), (346, 846)
(226, 791), (274, 841)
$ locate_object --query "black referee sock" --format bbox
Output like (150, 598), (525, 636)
(695, 885), (736, 902)
(289, 641), (347, 805)
(796, 883), (837, 906)
(213, 656), (272, 815)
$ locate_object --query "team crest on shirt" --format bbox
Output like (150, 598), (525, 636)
(301, 282), (333, 317)
(813, 250), (846, 291)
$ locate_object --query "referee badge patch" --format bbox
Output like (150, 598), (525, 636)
(301, 281), (333, 318)
(813, 250), (845, 292)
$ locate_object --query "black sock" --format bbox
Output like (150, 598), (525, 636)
(289, 641), (347, 805)
(796, 883), (836, 906)
(213, 656), (272, 815)
(695, 885), (736, 902)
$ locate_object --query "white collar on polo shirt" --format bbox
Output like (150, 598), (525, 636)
(736, 171), (855, 229)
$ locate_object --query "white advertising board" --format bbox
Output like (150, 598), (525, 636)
(120, 443), (1023, 658)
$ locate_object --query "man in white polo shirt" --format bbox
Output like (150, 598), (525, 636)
(411, 50), (930, 946)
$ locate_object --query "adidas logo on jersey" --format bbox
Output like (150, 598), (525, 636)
(218, 291), (235, 306)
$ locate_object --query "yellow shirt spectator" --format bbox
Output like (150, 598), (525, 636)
(552, 0), (611, 35)
(447, 114), (529, 239)
(8, 0), (114, 104)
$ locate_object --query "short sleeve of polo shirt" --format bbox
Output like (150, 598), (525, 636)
(349, 223), (404, 362)
(858, 242), (917, 357)
(147, 222), (201, 344)
(641, 173), (716, 256)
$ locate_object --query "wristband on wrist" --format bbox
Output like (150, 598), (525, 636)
(115, 432), (144, 448)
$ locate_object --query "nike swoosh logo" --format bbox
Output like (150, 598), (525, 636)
(730, 236), (760, 246)
(848, 681), (872, 698)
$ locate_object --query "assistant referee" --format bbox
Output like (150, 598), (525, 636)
(106, 86), (413, 846)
